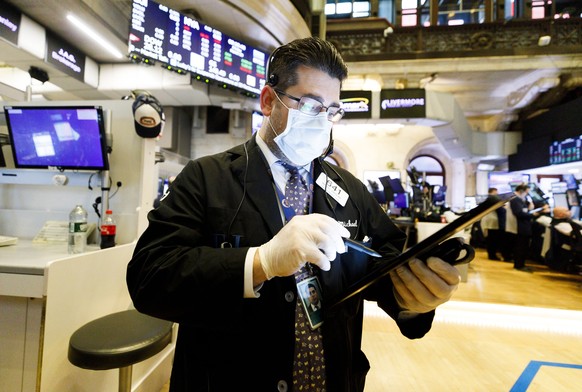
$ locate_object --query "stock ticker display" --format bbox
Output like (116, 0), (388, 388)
(129, 0), (267, 95)
(549, 135), (582, 165)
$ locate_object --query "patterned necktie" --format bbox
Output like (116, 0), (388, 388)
(281, 162), (327, 391)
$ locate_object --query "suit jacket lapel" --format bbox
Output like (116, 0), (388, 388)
(229, 137), (284, 237)
(312, 161), (343, 213)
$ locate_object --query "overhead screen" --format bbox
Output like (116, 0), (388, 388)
(129, 0), (267, 95)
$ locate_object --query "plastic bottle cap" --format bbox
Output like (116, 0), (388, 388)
(106, 210), (113, 214)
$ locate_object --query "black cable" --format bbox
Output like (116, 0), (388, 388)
(223, 141), (249, 248)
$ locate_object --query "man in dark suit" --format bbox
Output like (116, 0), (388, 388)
(507, 184), (546, 272)
(127, 37), (460, 392)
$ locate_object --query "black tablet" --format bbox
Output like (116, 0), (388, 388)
(331, 192), (515, 307)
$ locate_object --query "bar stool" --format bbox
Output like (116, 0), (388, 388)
(68, 309), (173, 392)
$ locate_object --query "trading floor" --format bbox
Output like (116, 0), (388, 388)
(161, 248), (582, 392)
(362, 249), (582, 391)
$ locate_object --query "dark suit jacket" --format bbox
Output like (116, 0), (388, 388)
(510, 196), (534, 236)
(127, 136), (435, 391)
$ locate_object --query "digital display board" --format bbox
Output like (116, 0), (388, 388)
(129, 0), (267, 95)
(340, 90), (372, 119)
(379, 89), (426, 119)
(550, 135), (582, 165)
(549, 135), (582, 165)
(0, 1), (21, 45)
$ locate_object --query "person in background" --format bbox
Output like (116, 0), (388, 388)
(127, 37), (460, 392)
(480, 187), (507, 261)
(506, 183), (547, 272)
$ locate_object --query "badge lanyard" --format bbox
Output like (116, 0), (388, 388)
(272, 163), (324, 329)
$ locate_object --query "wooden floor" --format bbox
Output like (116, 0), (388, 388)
(161, 249), (582, 391)
(362, 249), (582, 391)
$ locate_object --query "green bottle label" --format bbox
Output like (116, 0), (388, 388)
(69, 222), (88, 233)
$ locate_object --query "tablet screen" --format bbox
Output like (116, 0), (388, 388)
(331, 192), (515, 307)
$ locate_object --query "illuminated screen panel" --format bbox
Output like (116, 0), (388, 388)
(129, 0), (267, 95)
(549, 135), (582, 165)
(4, 106), (109, 171)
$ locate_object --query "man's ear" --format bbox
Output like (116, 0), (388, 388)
(259, 86), (275, 117)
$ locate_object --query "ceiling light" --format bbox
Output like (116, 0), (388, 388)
(66, 13), (124, 59)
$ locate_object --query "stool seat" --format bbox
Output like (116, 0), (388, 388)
(68, 309), (173, 371)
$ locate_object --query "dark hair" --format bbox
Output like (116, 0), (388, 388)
(515, 183), (530, 192)
(488, 187), (497, 194)
(267, 37), (348, 91)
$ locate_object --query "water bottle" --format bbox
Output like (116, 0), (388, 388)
(100, 210), (116, 249)
(68, 205), (88, 254)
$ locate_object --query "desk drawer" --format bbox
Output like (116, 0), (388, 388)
(0, 273), (44, 298)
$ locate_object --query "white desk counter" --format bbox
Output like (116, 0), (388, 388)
(0, 241), (96, 297)
(0, 241), (174, 392)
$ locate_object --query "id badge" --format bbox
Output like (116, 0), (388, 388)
(297, 276), (324, 329)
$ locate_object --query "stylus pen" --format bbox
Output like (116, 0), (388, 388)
(344, 238), (382, 258)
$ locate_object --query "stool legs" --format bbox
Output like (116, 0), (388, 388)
(119, 366), (132, 392)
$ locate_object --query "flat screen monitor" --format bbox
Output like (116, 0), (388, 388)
(394, 192), (409, 209)
(389, 178), (406, 194)
(566, 189), (580, 207)
(553, 193), (568, 209)
(206, 106), (230, 134)
(4, 106), (109, 171)
(377, 176), (394, 202)
(571, 206), (580, 221)
(564, 174), (578, 190)
(432, 185), (447, 203)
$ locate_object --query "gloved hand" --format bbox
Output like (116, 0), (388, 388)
(389, 257), (460, 314)
(258, 213), (350, 279)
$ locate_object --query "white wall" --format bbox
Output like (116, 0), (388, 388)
(0, 100), (156, 244)
(333, 124), (435, 181)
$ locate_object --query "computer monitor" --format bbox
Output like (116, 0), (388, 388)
(377, 176), (395, 202)
(394, 192), (409, 209)
(564, 174), (578, 190)
(432, 185), (447, 203)
(566, 189), (580, 207)
(553, 193), (568, 209)
(571, 206), (581, 221)
(4, 106), (109, 171)
(389, 178), (406, 194)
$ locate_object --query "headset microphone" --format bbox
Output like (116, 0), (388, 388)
(321, 130), (334, 158)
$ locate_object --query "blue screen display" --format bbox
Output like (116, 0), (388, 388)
(4, 106), (109, 170)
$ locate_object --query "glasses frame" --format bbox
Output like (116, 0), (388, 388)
(274, 89), (344, 122)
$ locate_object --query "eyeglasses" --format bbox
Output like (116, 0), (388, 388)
(274, 89), (345, 123)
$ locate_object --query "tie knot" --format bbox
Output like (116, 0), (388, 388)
(280, 161), (300, 175)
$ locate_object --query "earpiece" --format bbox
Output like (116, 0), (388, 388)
(268, 73), (279, 86)
(266, 47), (280, 87)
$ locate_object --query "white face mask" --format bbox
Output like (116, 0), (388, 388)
(271, 108), (332, 166)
